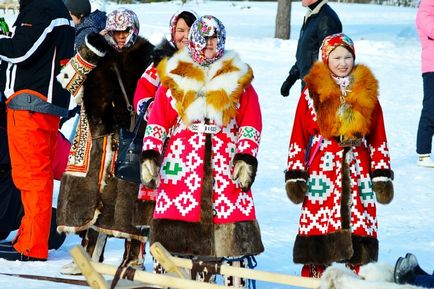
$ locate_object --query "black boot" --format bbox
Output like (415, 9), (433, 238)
(394, 254), (418, 284)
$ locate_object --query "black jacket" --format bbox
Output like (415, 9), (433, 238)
(289, 1), (342, 82)
(0, 0), (75, 117)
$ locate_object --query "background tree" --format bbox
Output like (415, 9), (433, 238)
(275, 0), (291, 39)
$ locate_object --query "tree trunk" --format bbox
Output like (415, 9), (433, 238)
(275, 0), (292, 39)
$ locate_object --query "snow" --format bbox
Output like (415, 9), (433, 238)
(1, 1), (433, 288)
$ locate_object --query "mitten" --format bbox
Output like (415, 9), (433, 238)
(140, 159), (159, 189)
(371, 169), (394, 204)
(285, 170), (308, 204)
(232, 154), (258, 192)
(280, 66), (300, 97)
(140, 150), (162, 189)
(56, 33), (108, 97)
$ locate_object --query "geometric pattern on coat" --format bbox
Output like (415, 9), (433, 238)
(146, 118), (257, 224)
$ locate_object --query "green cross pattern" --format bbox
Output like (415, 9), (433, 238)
(242, 128), (255, 139)
(309, 177), (330, 197)
(162, 161), (183, 176)
(359, 180), (374, 201)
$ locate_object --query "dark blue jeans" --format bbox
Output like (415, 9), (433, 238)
(416, 72), (434, 154)
(414, 272), (434, 288)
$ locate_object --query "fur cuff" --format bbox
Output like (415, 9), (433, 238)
(371, 169), (394, 180)
(77, 33), (109, 65)
(141, 149), (162, 166)
(285, 170), (308, 204)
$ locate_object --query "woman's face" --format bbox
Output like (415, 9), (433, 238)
(174, 18), (190, 50)
(327, 46), (354, 77)
(70, 12), (81, 26)
(204, 36), (217, 60)
(113, 29), (130, 49)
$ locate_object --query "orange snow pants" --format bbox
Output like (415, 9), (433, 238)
(7, 109), (59, 259)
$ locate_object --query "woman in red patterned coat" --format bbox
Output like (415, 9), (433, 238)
(140, 15), (263, 287)
(285, 33), (394, 278)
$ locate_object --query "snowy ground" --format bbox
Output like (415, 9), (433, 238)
(1, 1), (433, 288)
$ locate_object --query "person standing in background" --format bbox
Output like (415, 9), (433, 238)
(280, 0), (341, 96)
(0, 0), (74, 261)
(415, 0), (434, 167)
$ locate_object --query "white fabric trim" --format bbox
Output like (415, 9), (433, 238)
(372, 176), (391, 182)
(286, 178), (306, 183)
(0, 18), (74, 64)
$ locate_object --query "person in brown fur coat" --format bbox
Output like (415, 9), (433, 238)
(285, 33), (394, 278)
(55, 8), (155, 274)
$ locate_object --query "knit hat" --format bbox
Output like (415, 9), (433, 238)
(64, 0), (91, 17)
(169, 10), (199, 45)
(187, 15), (226, 66)
(320, 33), (355, 64)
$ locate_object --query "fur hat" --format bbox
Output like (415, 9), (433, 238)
(320, 33), (355, 64)
(64, 0), (91, 17)
(187, 15), (226, 66)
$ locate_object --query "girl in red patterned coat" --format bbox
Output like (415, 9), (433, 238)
(285, 33), (394, 278)
(140, 15), (263, 287)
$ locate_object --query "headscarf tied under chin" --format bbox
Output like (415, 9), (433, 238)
(320, 33), (355, 65)
(187, 15), (226, 66)
(104, 8), (139, 51)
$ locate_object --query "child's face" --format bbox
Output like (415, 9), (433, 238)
(327, 46), (354, 77)
(113, 29), (130, 49)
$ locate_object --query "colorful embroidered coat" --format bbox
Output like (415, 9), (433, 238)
(142, 49), (264, 257)
(286, 62), (392, 266)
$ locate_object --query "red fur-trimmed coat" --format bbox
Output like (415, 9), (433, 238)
(142, 49), (264, 257)
(286, 62), (392, 266)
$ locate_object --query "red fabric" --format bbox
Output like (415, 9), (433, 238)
(301, 264), (326, 278)
(7, 109), (59, 259)
(52, 131), (71, 181)
(143, 84), (261, 224)
(133, 63), (159, 112)
(287, 89), (391, 239)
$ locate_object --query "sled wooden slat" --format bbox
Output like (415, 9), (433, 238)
(150, 242), (321, 289)
(70, 245), (110, 289)
(89, 261), (233, 289)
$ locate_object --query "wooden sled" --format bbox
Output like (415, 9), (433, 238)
(150, 242), (320, 289)
(70, 243), (320, 289)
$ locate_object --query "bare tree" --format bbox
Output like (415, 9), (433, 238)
(275, 0), (291, 39)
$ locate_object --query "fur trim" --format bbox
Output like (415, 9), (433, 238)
(151, 219), (264, 257)
(285, 169), (309, 182)
(141, 149), (162, 166)
(157, 49), (253, 126)
(359, 262), (394, 282)
(233, 153), (258, 191)
(293, 231), (378, 265)
(83, 36), (154, 136)
(371, 169), (394, 180)
(152, 38), (177, 67)
(320, 265), (421, 289)
(85, 32), (109, 58)
(304, 62), (379, 139)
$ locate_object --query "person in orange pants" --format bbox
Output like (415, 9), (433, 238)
(0, 0), (74, 261)
(6, 109), (59, 260)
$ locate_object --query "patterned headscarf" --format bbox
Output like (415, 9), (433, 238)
(104, 8), (139, 51)
(169, 9), (199, 45)
(187, 15), (226, 66)
(320, 33), (355, 64)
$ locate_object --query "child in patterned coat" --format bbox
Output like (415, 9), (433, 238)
(285, 33), (394, 278)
